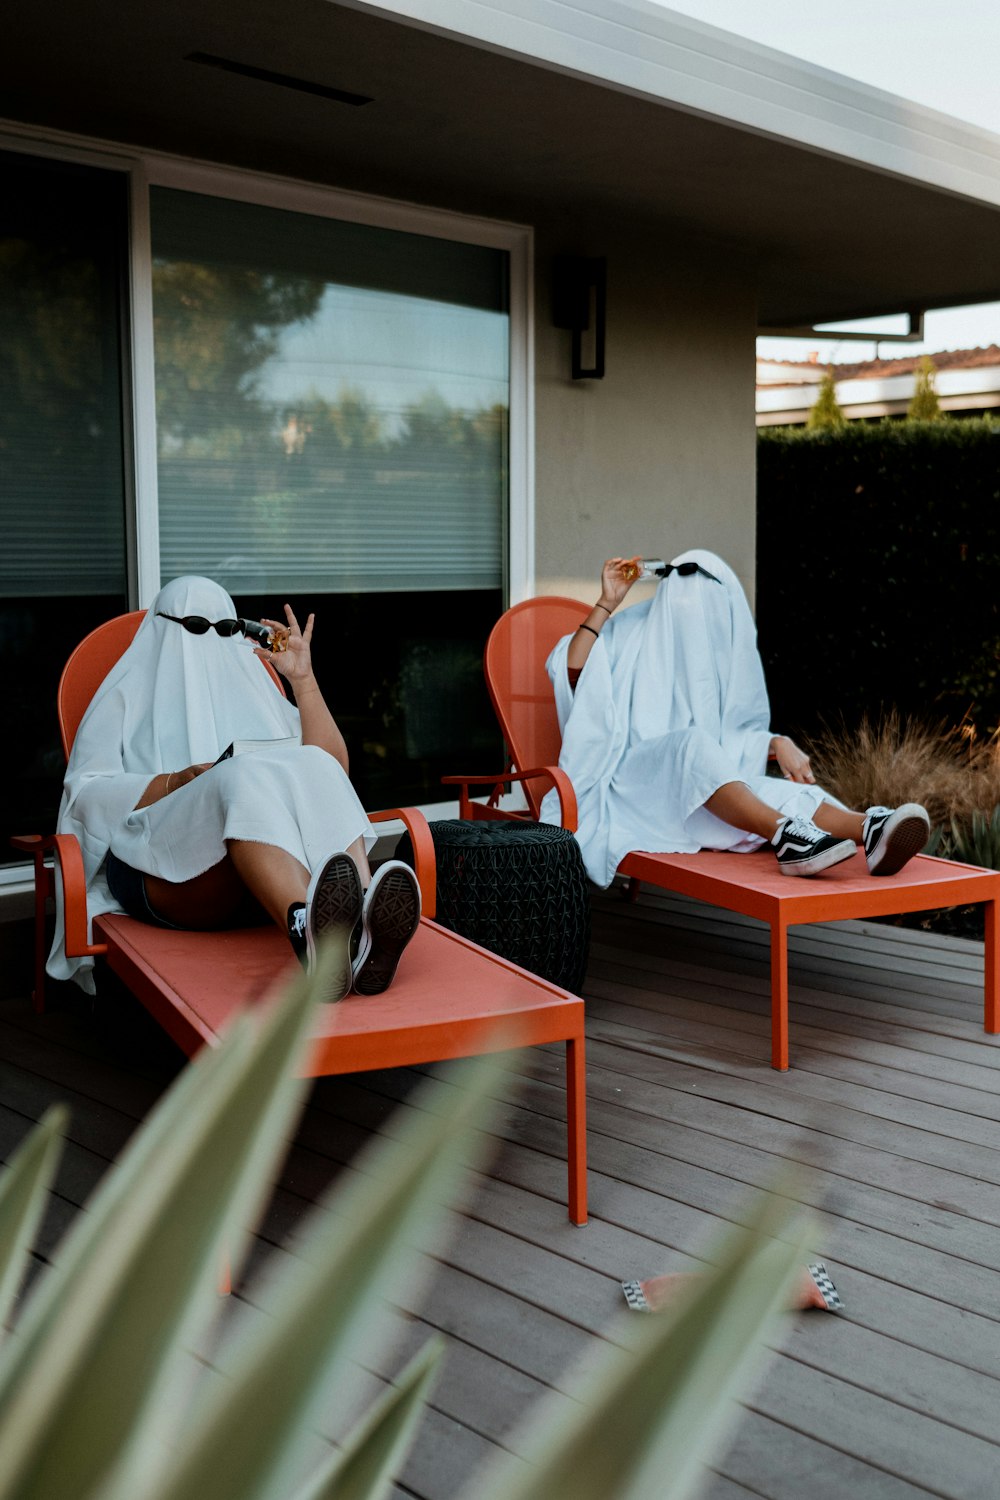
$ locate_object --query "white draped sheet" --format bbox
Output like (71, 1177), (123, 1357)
(539, 549), (836, 887)
(49, 575), (374, 990)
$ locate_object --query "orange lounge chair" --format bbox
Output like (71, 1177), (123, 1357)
(12, 611), (587, 1224)
(444, 596), (1000, 1071)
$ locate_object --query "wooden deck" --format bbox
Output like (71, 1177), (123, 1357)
(4, 884), (1000, 1498)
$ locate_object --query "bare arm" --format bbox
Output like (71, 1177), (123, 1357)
(258, 604), (350, 773)
(769, 735), (815, 784)
(566, 557), (641, 671)
(134, 763), (212, 809)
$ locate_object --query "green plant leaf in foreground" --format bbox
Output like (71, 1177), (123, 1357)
(464, 1188), (811, 1500)
(0, 950), (327, 1500)
(0, 938), (816, 1500)
(132, 1052), (501, 1500)
(0, 1106), (66, 1334)
(288, 1339), (443, 1500)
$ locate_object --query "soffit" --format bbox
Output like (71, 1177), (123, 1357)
(3, 0), (1000, 325)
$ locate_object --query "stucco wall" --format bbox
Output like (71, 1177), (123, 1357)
(532, 219), (757, 610)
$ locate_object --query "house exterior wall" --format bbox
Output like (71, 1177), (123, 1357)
(0, 122), (761, 913)
(533, 219), (757, 606)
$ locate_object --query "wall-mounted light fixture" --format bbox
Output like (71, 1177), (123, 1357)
(552, 255), (606, 379)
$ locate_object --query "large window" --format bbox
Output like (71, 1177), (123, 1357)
(0, 151), (130, 862)
(150, 188), (508, 805)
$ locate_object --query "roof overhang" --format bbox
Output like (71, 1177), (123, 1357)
(4, 0), (1000, 326)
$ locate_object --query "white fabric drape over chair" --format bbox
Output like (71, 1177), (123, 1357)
(50, 575), (373, 989)
(540, 549), (833, 887)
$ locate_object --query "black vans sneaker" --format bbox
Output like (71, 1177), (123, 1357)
(352, 860), (421, 996)
(863, 804), (930, 876)
(771, 815), (856, 877)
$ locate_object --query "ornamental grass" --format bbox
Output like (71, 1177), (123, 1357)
(804, 710), (1000, 841)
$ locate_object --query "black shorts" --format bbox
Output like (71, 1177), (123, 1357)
(105, 851), (181, 929)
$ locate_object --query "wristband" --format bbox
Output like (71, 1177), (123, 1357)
(594, 602), (612, 615)
(578, 623), (600, 639)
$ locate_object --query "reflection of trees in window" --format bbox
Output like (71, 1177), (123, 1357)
(0, 239), (110, 469)
(152, 262), (325, 456)
(153, 260), (507, 591)
(152, 263), (506, 465)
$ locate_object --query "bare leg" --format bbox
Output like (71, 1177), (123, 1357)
(145, 839), (371, 933)
(146, 844), (308, 930)
(226, 841), (310, 926)
(704, 782), (786, 840)
(813, 804), (864, 842)
(143, 856), (253, 930)
(347, 835), (371, 886)
(705, 782), (864, 844)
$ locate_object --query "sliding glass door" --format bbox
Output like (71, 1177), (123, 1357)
(0, 151), (130, 860)
(149, 187), (508, 805)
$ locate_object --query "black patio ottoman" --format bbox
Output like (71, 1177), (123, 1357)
(396, 818), (591, 994)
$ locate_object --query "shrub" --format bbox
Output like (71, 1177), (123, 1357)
(933, 805), (1000, 871)
(906, 356), (941, 421)
(757, 419), (1000, 739)
(804, 711), (1000, 828)
(805, 369), (846, 430)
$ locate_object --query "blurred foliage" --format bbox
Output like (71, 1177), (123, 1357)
(907, 356), (942, 422)
(930, 804), (1000, 870)
(0, 945), (812, 1500)
(805, 369), (846, 430)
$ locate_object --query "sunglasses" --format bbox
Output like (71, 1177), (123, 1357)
(656, 562), (722, 584)
(157, 612), (283, 650)
(157, 611), (246, 638)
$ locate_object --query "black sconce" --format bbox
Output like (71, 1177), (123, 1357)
(552, 255), (606, 380)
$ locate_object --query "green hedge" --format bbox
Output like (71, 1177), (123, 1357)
(756, 420), (1000, 738)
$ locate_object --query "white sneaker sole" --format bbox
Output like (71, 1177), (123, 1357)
(867, 804), (930, 876)
(305, 853), (363, 1002)
(776, 837), (856, 877)
(352, 861), (421, 996)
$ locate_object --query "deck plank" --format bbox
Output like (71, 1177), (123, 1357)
(5, 887), (1000, 1496)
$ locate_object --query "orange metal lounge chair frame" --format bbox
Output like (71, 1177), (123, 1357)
(12, 611), (587, 1224)
(445, 596), (1000, 1071)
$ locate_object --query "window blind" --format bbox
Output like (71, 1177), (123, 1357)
(150, 189), (509, 595)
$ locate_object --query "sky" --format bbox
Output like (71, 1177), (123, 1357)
(653, 0), (1000, 365)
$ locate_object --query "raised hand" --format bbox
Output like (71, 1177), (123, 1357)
(599, 557), (642, 612)
(256, 604), (314, 685)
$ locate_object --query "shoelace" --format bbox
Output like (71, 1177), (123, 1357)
(781, 816), (821, 843)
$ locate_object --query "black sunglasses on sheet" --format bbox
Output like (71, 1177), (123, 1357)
(656, 561), (722, 584)
(157, 612), (279, 649)
(157, 611), (246, 638)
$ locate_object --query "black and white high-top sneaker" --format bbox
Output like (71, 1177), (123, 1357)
(352, 860), (421, 995)
(301, 852), (364, 1001)
(771, 815), (856, 877)
(863, 804), (930, 876)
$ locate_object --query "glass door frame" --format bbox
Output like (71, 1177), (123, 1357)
(0, 120), (534, 615)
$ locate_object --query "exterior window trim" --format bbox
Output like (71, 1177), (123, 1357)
(136, 159), (532, 608)
(0, 121), (533, 887)
(0, 118), (535, 612)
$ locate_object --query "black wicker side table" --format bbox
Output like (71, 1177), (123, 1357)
(397, 819), (591, 994)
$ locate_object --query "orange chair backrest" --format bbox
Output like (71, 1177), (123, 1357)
(57, 611), (287, 761)
(484, 596), (588, 819)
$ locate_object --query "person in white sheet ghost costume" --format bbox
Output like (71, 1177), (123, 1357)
(49, 576), (420, 1002)
(540, 550), (930, 886)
